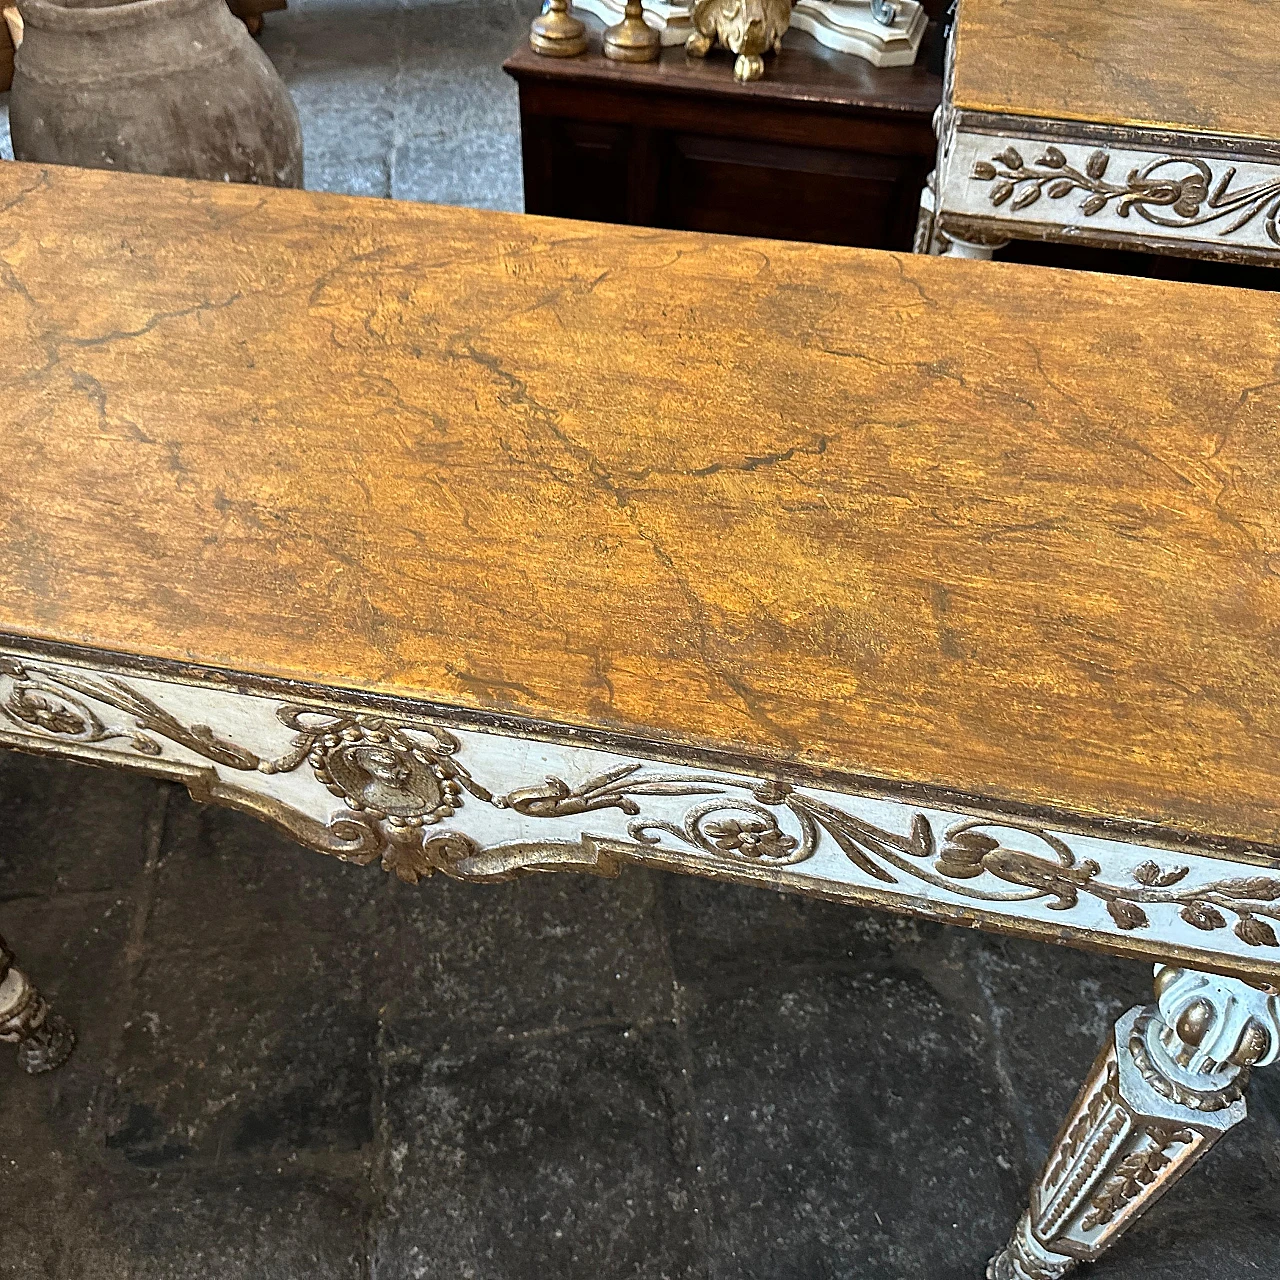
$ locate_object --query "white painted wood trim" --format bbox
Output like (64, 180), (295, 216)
(935, 128), (1280, 259)
(4, 647), (1280, 979)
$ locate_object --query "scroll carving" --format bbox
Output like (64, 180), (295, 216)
(0, 656), (255, 766)
(6, 654), (1280, 966)
(969, 146), (1280, 244)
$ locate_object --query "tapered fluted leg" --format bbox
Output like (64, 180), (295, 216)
(988, 965), (1280, 1279)
(0, 933), (75, 1074)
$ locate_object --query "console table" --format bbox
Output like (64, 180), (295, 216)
(4, 160), (1280, 1279)
(925, 0), (1280, 266)
(504, 20), (940, 248)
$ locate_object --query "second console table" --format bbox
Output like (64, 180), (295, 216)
(505, 20), (940, 249)
(925, 0), (1280, 268)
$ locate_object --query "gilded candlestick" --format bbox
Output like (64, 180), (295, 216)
(530, 0), (588, 56)
(603, 0), (660, 61)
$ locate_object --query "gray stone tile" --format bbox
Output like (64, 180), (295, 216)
(0, 750), (159, 899)
(103, 979), (381, 1167)
(391, 131), (524, 210)
(260, 7), (399, 181)
(661, 877), (1025, 1279)
(303, 145), (394, 198)
(146, 789), (386, 952)
(103, 793), (382, 1168)
(262, 0), (528, 209)
(959, 933), (1152, 1171)
(374, 1020), (703, 1280)
(0, 888), (143, 1279)
(148, 785), (675, 1037)
(393, 0), (531, 102)
(660, 866), (959, 989)
(55, 1166), (371, 1280)
(103, 789), (675, 1183)
(369, 863), (676, 1042)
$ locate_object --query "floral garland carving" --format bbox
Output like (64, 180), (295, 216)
(969, 145), (1280, 244)
(6, 658), (1280, 943)
(635, 785), (1280, 949)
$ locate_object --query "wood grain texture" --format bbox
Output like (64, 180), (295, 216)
(4, 162), (1280, 849)
(952, 0), (1280, 140)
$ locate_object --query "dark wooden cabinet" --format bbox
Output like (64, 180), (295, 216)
(504, 22), (942, 250)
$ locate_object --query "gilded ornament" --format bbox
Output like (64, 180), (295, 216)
(685, 0), (792, 82)
(603, 0), (661, 61)
(529, 0), (588, 57)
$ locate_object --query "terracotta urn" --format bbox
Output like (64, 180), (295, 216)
(10, 0), (303, 187)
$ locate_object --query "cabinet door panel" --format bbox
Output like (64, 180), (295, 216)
(523, 119), (633, 224)
(662, 134), (927, 249)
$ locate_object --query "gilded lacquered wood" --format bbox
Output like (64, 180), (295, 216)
(5, 162), (1280, 854)
(951, 0), (1280, 141)
(10, 646), (1280, 980)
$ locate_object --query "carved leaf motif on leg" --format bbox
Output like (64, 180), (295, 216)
(990, 968), (1280, 1278)
(1044, 1062), (1120, 1192)
(1079, 1127), (1195, 1231)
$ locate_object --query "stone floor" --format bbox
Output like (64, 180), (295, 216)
(3, 2), (1280, 1277)
(4, 758), (1280, 1280)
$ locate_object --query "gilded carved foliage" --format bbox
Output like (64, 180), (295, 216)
(6, 657), (1280, 948)
(1041, 1061), (1121, 1205)
(970, 145), (1280, 244)
(1078, 1124), (1194, 1232)
(685, 0), (792, 83)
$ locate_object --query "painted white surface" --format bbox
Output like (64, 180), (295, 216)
(4, 650), (1280, 974)
(938, 129), (1280, 255)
